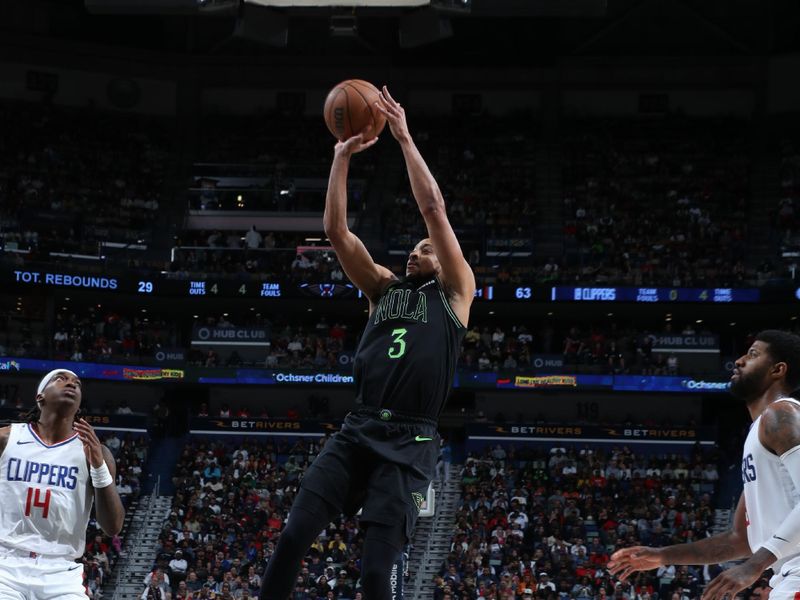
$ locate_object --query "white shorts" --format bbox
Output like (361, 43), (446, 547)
(768, 568), (800, 600)
(0, 552), (86, 600)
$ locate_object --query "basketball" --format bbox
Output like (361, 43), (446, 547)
(323, 79), (387, 142)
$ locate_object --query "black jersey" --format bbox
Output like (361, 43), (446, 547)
(352, 277), (467, 419)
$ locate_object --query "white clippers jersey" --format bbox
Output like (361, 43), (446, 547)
(0, 423), (93, 559)
(742, 398), (800, 574)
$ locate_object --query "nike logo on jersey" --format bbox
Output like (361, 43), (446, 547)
(774, 535), (791, 543)
(415, 436), (433, 442)
(16, 441), (33, 445)
(67, 565), (82, 571)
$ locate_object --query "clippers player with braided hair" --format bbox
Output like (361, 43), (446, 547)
(260, 87), (475, 600)
(0, 369), (125, 599)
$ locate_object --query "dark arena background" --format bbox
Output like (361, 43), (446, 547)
(2, 0), (800, 598)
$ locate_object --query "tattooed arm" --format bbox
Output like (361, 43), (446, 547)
(608, 493), (751, 581)
(701, 400), (800, 600)
(759, 399), (800, 455)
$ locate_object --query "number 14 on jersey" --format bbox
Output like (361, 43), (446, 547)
(25, 487), (51, 518)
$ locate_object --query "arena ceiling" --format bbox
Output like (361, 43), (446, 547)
(1, 0), (799, 65)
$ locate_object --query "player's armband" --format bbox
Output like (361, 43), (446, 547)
(762, 445), (800, 559)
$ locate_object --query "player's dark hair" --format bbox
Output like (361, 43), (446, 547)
(22, 402), (42, 423)
(23, 398), (83, 423)
(23, 403), (41, 424)
(755, 329), (800, 390)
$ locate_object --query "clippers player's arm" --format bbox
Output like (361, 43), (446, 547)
(700, 401), (800, 600)
(74, 419), (125, 535)
(608, 492), (751, 582)
(376, 87), (475, 326)
(323, 134), (397, 312)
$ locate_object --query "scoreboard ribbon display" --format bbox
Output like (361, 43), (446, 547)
(550, 286), (761, 303)
(9, 268), (362, 299)
(7, 268), (767, 303)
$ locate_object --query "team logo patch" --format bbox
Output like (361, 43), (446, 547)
(412, 492), (425, 510)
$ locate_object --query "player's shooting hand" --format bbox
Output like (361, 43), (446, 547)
(701, 562), (764, 600)
(376, 86), (410, 143)
(74, 418), (105, 468)
(335, 134), (378, 157)
(608, 546), (663, 581)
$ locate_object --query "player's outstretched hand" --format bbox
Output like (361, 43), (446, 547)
(700, 562), (764, 600)
(376, 86), (410, 143)
(335, 133), (378, 157)
(608, 546), (663, 581)
(74, 418), (104, 468)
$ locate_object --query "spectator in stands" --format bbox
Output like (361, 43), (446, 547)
(87, 574), (103, 599)
(141, 580), (166, 600)
(169, 549), (188, 583)
(185, 571), (202, 593)
(245, 226), (262, 250)
(436, 439), (453, 482)
(105, 431), (121, 456)
(143, 568), (170, 598)
(205, 350), (219, 367)
(116, 477), (134, 497)
(702, 463), (719, 482)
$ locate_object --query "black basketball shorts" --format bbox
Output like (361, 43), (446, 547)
(297, 410), (439, 541)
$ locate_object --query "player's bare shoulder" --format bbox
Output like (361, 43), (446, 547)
(0, 425), (11, 457)
(759, 399), (800, 455)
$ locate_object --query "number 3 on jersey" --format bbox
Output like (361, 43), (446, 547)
(25, 487), (51, 518)
(388, 328), (408, 359)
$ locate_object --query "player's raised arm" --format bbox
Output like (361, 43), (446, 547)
(376, 86), (475, 324)
(75, 418), (125, 535)
(322, 134), (397, 310)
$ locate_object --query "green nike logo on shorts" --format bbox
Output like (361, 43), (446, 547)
(415, 435), (433, 442)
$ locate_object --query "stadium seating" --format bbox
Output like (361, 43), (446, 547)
(441, 442), (721, 600)
(154, 438), (364, 599)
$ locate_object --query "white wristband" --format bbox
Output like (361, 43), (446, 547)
(90, 462), (113, 488)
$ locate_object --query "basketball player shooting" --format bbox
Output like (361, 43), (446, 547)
(0, 369), (125, 599)
(608, 331), (800, 600)
(259, 86), (475, 600)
